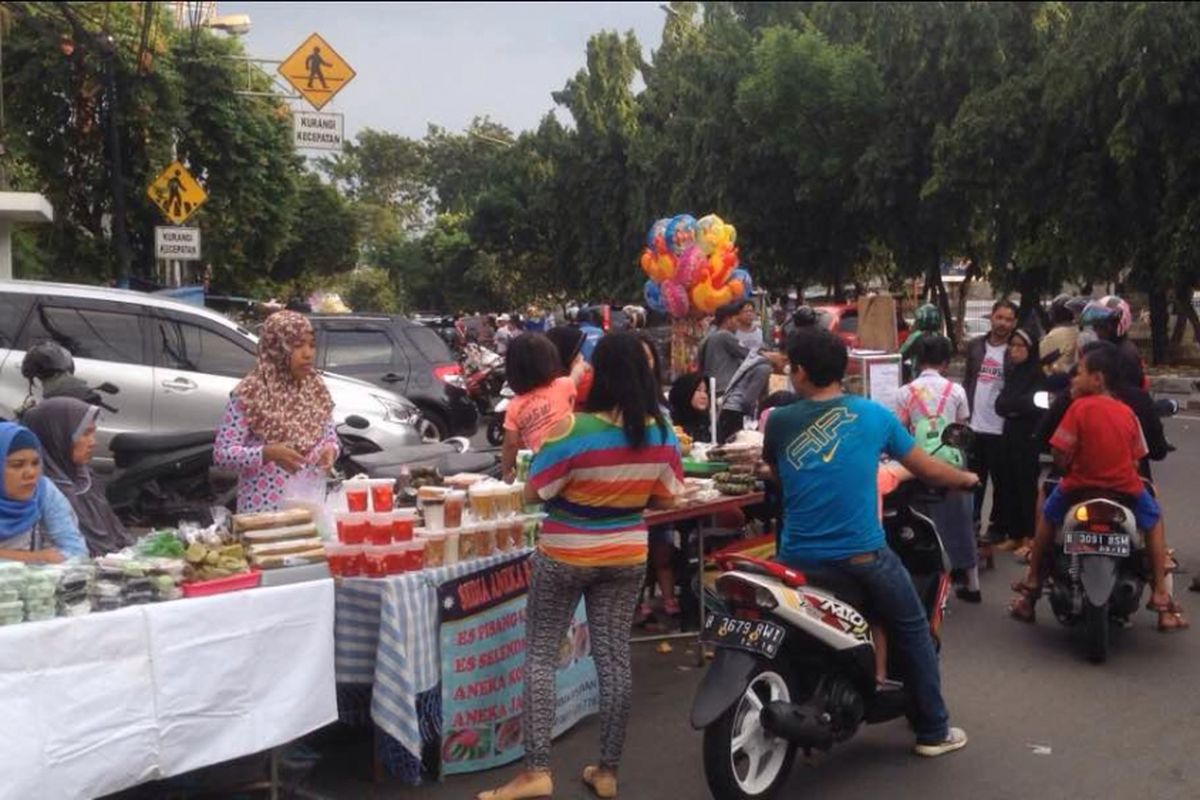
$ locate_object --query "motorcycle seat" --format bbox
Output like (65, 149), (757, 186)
(800, 566), (870, 615)
(110, 430), (216, 454)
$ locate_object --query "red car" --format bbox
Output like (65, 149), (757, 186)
(813, 303), (910, 350)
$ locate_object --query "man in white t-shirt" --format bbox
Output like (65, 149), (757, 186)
(963, 300), (1017, 548)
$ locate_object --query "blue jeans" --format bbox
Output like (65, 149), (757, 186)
(783, 547), (950, 744)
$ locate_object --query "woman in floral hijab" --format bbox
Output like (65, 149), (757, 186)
(214, 311), (338, 512)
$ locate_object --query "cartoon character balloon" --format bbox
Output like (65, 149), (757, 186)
(665, 214), (697, 256)
(662, 280), (690, 318)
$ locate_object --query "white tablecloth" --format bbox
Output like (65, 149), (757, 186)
(0, 579), (337, 800)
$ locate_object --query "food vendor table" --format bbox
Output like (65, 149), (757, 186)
(334, 548), (534, 785)
(0, 579), (337, 800)
(640, 492), (766, 664)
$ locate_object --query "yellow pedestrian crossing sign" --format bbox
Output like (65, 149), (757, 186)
(279, 33), (356, 111)
(147, 161), (207, 225)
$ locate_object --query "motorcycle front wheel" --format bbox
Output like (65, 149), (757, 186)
(702, 663), (797, 800)
(486, 417), (506, 447)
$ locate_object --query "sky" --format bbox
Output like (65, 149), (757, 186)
(231, 2), (667, 140)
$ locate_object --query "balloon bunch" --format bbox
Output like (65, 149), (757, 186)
(640, 213), (752, 317)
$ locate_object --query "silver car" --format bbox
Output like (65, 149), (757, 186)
(0, 281), (422, 466)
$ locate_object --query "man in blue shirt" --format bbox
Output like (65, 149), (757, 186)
(763, 327), (979, 758)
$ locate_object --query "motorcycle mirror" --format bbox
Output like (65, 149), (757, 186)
(940, 423), (974, 451)
(1033, 391), (1052, 410)
(343, 415), (370, 430)
(97, 382), (120, 395)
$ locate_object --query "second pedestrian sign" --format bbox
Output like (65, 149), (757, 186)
(279, 33), (356, 111)
(147, 161), (207, 225)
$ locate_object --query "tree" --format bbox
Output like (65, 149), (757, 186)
(272, 172), (359, 284)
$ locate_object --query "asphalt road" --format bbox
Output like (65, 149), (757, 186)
(301, 417), (1200, 800)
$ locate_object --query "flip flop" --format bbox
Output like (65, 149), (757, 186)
(1147, 596), (1190, 633)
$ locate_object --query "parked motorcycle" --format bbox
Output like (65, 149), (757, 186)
(462, 344), (507, 446)
(487, 384), (515, 447)
(690, 426), (967, 800)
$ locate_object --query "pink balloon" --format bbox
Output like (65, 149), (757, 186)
(675, 245), (708, 289)
(662, 280), (690, 318)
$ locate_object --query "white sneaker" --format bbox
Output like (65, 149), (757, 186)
(914, 727), (968, 757)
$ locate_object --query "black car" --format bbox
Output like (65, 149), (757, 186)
(308, 314), (479, 442)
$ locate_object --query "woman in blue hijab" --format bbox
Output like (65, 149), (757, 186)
(0, 421), (86, 563)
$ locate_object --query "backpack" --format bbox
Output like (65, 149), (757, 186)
(908, 382), (964, 468)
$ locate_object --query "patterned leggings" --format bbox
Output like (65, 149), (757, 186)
(522, 552), (643, 771)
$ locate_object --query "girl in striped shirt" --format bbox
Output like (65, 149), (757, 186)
(479, 333), (684, 800)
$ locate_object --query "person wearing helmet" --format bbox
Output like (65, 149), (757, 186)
(1040, 294), (1080, 376)
(1079, 295), (1144, 389)
(900, 303), (943, 381)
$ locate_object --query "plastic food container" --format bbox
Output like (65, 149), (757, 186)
(383, 544), (408, 575)
(443, 530), (461, 566)
(344, 483), (370, 513)
(423, 498), (446, 531)
(496, 519), (523, 552)
(362, 544), (391, 578)
(391, 508), (417, 542)
(456, 524), (477, 562)
(418, 531), (447, 568)
(401, 540), (425, 572)
(337, 513), (369, 545)
(367, 513), (394, 546)
(468, 482), (500, 521)
(369, 480), (395, 513)
(325, 543), (364, 578)
(445, 491), (467, 528)
(181, 570), (262, 598)
(476, 522), (497, 558)
(500, 483), (524, 517)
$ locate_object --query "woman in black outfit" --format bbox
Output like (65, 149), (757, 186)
(995, 328), (1045, 563)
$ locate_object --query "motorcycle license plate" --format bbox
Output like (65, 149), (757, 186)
(1064, 531), (1131, 557)
(701, 613), (786, 659)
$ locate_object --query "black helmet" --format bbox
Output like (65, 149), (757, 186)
(21, 341), (74, 382)
(791, 305), (818, 327)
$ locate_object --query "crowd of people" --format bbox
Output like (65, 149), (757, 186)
(2, 290), (1190, 798)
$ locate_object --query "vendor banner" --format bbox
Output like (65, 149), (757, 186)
(438, 554), (598, 775)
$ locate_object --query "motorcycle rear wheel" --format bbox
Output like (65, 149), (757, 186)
(1085, 601), (1109, 664)
(702, 663), (797, 800)
(486, 417), (506, 447)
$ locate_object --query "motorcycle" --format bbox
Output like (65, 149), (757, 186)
(1031, 389), (1176, 663)
(487, 383), (515, 448)
(16, 341), (120, 417)
(106, 415), (501, 528)
(690, 425), (968, 800)
(462, 344), (507, 446)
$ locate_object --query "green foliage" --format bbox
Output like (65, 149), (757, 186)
(330, 266), (402, 314)
(8, 0), (1200, 363)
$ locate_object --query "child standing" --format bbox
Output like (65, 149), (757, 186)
(500, 333), (576, 482)
(892, 335), (979, 602)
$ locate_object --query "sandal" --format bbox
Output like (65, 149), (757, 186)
(1008, 579), (1041, 623)
(1147, 596), (1190, 633)
(582, 765), (618, 799)
(477, 771), (554, 800)
(1013, 544), (1032, 564)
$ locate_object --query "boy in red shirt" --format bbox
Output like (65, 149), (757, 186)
(1010, 343), (1187, 631)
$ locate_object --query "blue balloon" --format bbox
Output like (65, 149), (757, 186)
(644, 279), (666, 313)
(731, 268), (753, 299)
(664, 214), (697, 255)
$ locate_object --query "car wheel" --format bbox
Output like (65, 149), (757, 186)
(417, 411), (449, 443)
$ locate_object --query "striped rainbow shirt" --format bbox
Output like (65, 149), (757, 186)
(528, 413), (685, 567)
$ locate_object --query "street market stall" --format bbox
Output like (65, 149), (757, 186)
(0, 578), (336, 800)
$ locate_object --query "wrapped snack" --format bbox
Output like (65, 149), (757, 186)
(232, 508), (314, 534)
(241, 523), (320, 544)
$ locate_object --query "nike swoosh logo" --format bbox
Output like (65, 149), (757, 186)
(821, 441), (840, 463)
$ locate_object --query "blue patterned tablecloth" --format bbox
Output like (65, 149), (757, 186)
(334, 549), (533, 781)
